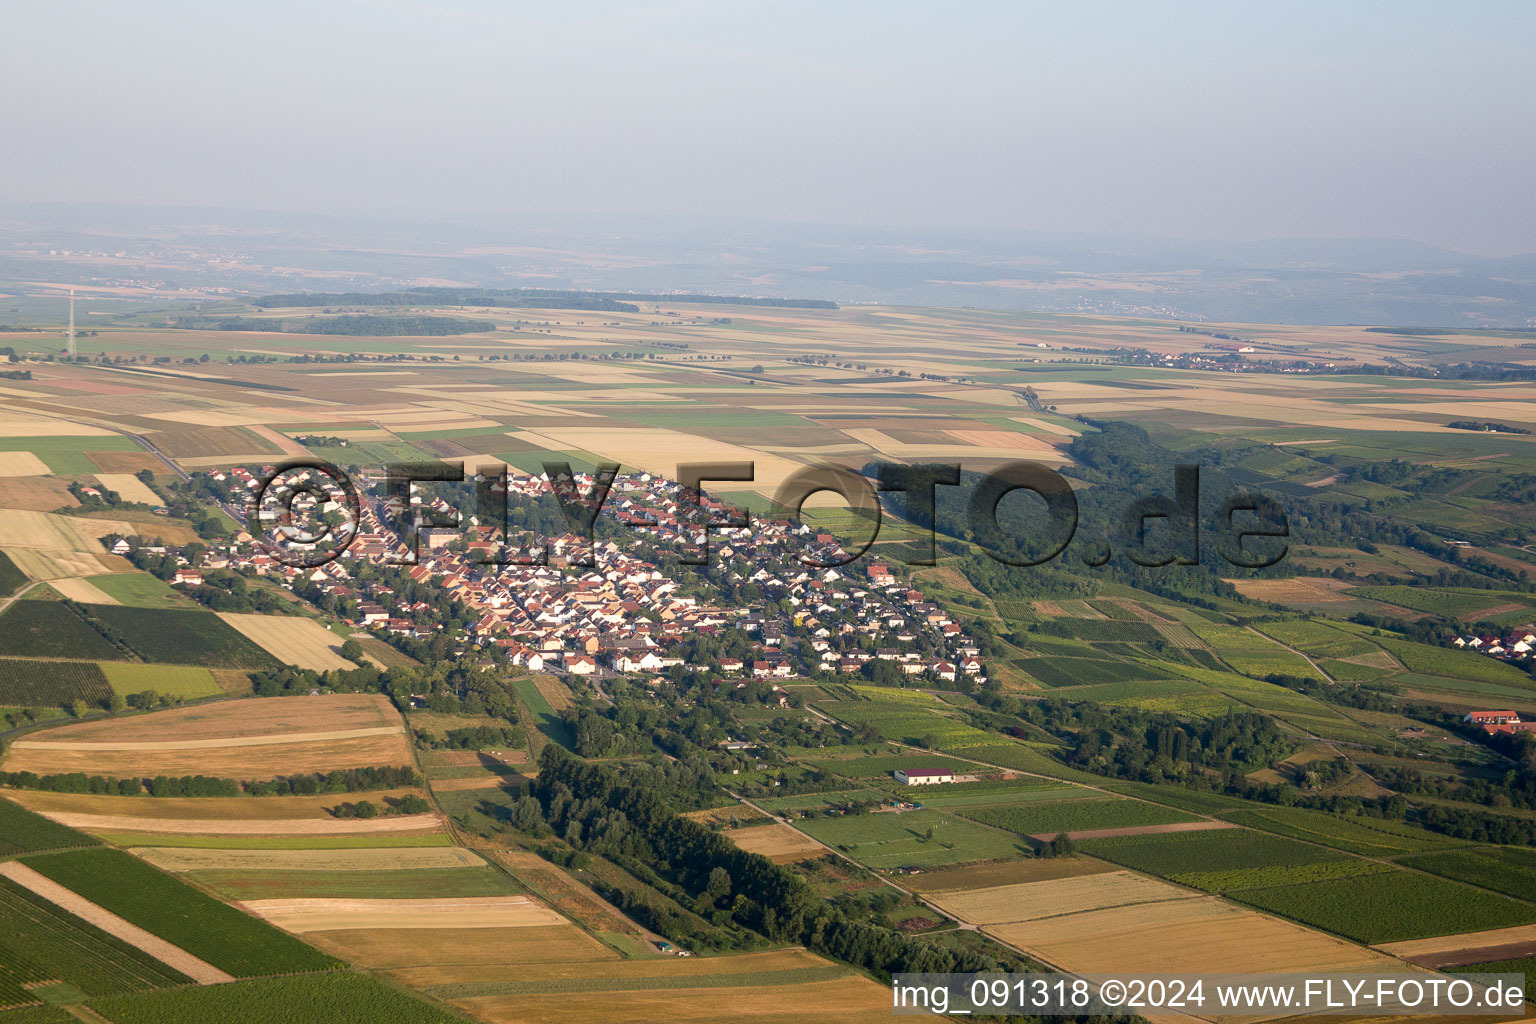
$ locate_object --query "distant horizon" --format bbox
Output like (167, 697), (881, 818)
(3, 198), (1531, 263)
(5, 3), (1534, 256)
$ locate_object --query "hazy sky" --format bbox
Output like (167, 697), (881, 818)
(5, 1), (1533, 255)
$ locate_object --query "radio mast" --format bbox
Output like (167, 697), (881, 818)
(67, 290), (76, 359)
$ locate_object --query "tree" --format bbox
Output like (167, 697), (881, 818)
(69, 699), (89, 719)
(340, 639), (366, 666)
(1048, 832), (1075, 858)
(108, 692), (127, 714)
(707, 866), (733, 904)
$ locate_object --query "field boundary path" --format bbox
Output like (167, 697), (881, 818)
(0, 860), (234, 984)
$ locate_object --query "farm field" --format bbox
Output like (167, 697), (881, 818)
(959, 796), (1201, 837)
(0, 659), (113, 707)
(0, 693), (413, 777)
(1078, 827), (1391, 892)
(985, 894), (1397, 975)
(18, 848), (338, 976)
(794, 807), (1030, 868)
(1218, 805), (1461, 857)
(305, 922), (615, 969)
(240, 894), (563, 932)
(85, 972), (466, 1024)
(927, 870), (1199, 925)
(397, 948), (891, 1024)
(722, 823), (824, 863)
(1395, 847), (1536, 903)
(0, 874), (191, 1002)
(216, 612), (357, 672)
(131, 845), (488, 872)
(0, 798), (100, 857)
(0, 602), (123, 660)
(97, 662), (221, 698)
(84, 573), (200, 609)
(1230, 870), (1536, 944)
(86, 606), (279, 669)
(185, 865), (523, 900)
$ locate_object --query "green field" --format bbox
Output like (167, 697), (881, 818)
(1016, 656), (1162, 687)
(1373, 636), (1534, 687)
(1349, 586), (1535, 620)
(0, 659), (112, 707)
(801, 753), (981, 779)
(98, 662), (221, 698)
(1232, 870), (1536, 943)
(0, 436), (142, 476)
(795, 808), (1030, 868)
(84, 574), (198, 609)
(0, 798), (99, 857)
(188, 866), (523, 900)
(510, 676), (572, 750)
(86, 972), (464, 1024)
(1398, 847), (1536, 902)
(817, 701), (994, 748)
(1219, 806), (1458, 857)
(19, 849), (336, 976)
(1077, 827), (1390, 891)
(960, 797), (1199, 836)
(0, 877), (189, 1002)
(0, 604), (123, 661)
(85, 607), (278, 669)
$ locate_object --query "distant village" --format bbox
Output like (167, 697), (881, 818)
(122, 464), (987, 689)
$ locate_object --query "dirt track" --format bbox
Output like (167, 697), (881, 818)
(0, 861), (234, 984)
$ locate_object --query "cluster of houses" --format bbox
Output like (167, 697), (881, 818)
(177, 465), (986, 687)
(1449, 628), (1536, 662)
(1462, 710), (1536, 737)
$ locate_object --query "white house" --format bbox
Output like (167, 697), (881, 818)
(894, 768), (955, 786)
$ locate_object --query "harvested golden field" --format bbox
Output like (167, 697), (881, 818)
(308, 923), (616, 968)
(33, 810), (442, 836)
(0, 509), (113, 550)
(723, 823), (824, 863)
(3, 695), (411, 776)
(987, 897), (1396, 975)
(392, 949), (823, 988)
(453, 976), (892, 1024)
(6, 789), (427, 821)
(3, 732), (413, 778)
(0, 419), (115, 437)
(509, 426), (809, 496)
(681, 804), (770, 827)
(905, 855), (1116, 892)
(0, 451), (50, 476)
(242, 895), (564, 933)
(216, 612), (357, 671)
(931, 871), (1199, 925)
(0, 477), (78, 511)
(22, 693), (398, 742)
(2, 546), (119, 579)
(133, 846), (487, 872)
(94, 473), (163, 505)
(430, 775), (525, 792)
(46, 575), (119, 602)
